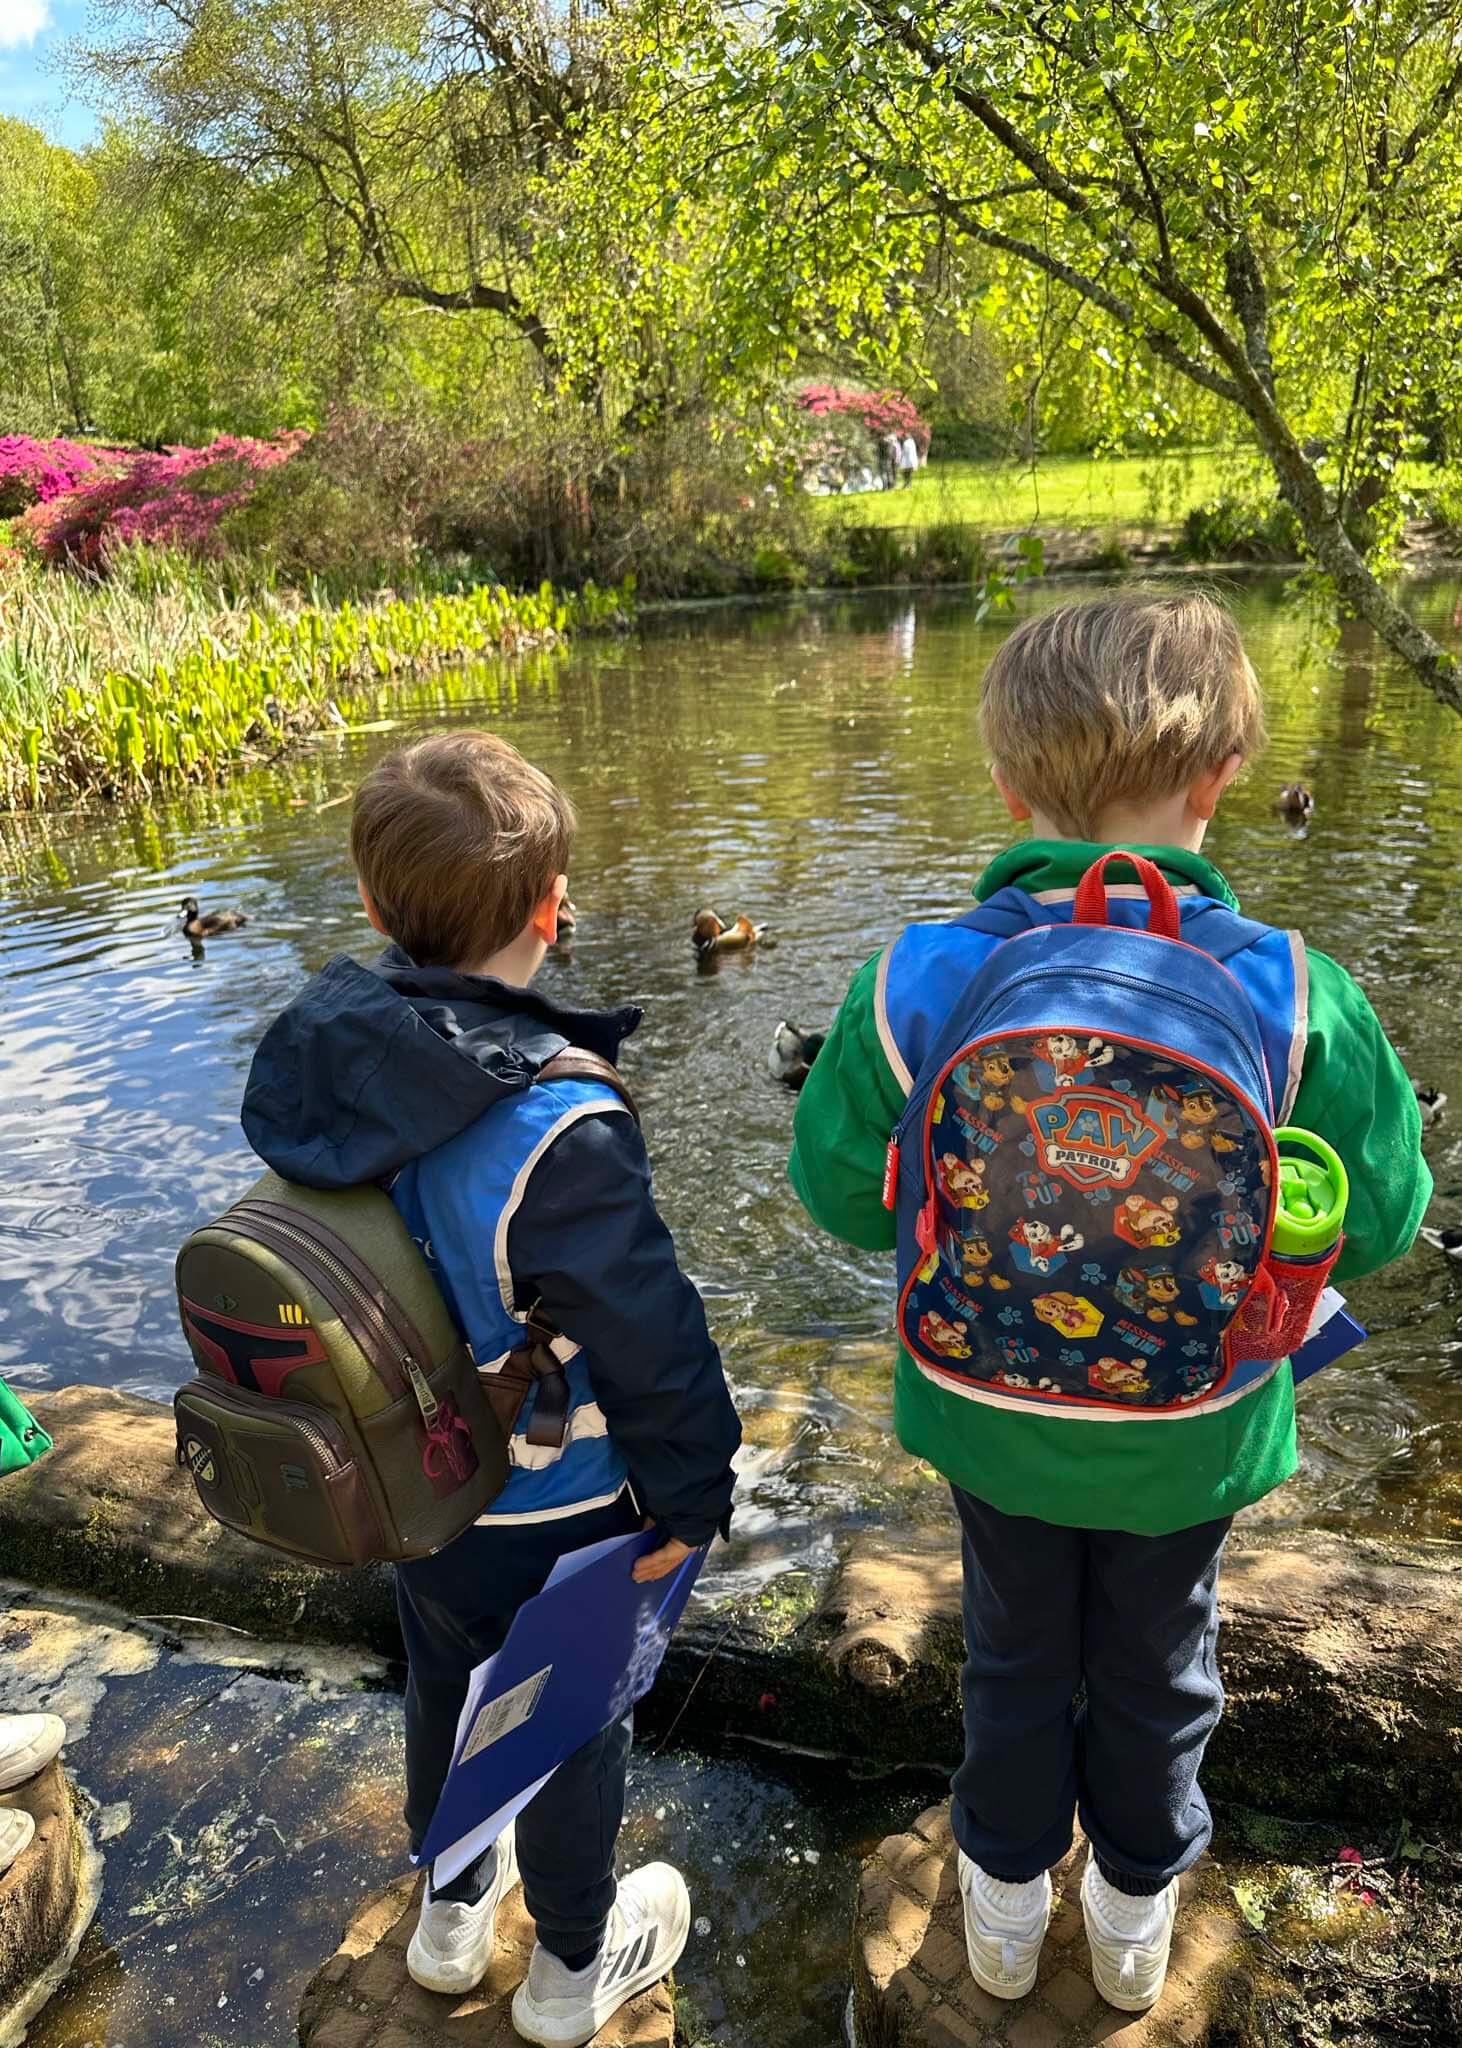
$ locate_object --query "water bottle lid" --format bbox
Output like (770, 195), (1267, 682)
(1271, 1127), (1348, 1255)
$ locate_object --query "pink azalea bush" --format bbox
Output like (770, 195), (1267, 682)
(0, 435), (127, 518)
(795, 384), (930, 455)
(23, 432), (308, 568)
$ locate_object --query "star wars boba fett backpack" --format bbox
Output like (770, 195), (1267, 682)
(174, 1050), (634, 1567)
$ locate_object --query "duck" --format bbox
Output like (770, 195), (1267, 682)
(553, 898), (578, 943)
(177, 895), (249, 939)
(1276, 783), (1315, 824)
(1414, 1082), (1447, 1130)
(1421, 1225), (1462, 1260)
(769, 1021), (826, 1089)
(693, 908), (765, 957)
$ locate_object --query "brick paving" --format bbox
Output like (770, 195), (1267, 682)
(851, 1808), (1244, 2048)
(298, 1870), (673, 2047)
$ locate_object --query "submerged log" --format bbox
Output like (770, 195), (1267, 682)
(6, 1387), (1461, 1829)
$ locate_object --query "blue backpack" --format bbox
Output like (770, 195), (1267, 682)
(885, 853), (1291, 1414)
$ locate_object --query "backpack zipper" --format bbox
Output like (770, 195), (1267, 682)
(182, 1379), (353, 1473)
(226, 1205), (440, 1425)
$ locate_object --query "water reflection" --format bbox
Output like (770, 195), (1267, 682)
(2, 579), (1460, 1547)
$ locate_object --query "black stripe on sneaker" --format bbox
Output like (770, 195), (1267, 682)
(605, 1928), (656, 1987)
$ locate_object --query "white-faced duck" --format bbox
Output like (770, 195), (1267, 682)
(768, 1021), (826, 1089)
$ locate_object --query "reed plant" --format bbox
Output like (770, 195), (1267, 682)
(0, 547), (630, 809)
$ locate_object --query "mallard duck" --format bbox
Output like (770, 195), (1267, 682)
(1276, 783), (1314, 823)
(1415, 1083), (1447, 1130)
(769, 1021), (825, 1089)
(177, 895), (249, 939)
(693, 909), (765, 957)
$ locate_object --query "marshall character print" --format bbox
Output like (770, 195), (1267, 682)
(889, 853), (1291, 1415)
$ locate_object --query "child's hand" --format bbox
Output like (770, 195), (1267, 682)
(632, 1520), (696, 1582)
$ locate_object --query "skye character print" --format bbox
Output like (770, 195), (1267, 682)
(1008, 1215), (1085, 1276)
(1032, 1291), (1104, 1339)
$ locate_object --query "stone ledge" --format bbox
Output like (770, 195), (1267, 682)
(297, 1868), (673, 2047)
(9, 1387), (1462, 1830)
(0, 1759), (82, 2013)
(851, 1807), (1244, 2048)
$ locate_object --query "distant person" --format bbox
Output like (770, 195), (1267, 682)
(898, 431), (920, 486)
(242, 732), (739, 2044)
(789, 593), (1427, 2016)
(880, 430), (901, 490)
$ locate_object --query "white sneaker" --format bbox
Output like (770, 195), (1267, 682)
(0, 1806), (35, 1877)
(1081, 1859), (1180, 2011)
(511, 1862), (691, 2047)
(957, 1851), (1052, 2000)
(407, 1824), (519, 1994)
(0, 1714), (65, 1794)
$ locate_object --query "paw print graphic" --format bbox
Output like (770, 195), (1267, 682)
(1058, 1348), (1086, 1370)
(1181, 1340), (1207, 1359)
(1107, 1074), (1135, 1097)
(1081, 1262), (1105, 1287)
(1082, 1186), (1113, 1207)
(1019, 1135), (1036, 1158)
(1218, 1173), (1243, 1198)
(997, 1305), (1025, 1327)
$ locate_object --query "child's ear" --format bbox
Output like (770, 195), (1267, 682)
(1189, 753), (1245, 822)
(991, 764), (1032, 823)
(357, 879), (390, 937)
(530, 873), (570, 946)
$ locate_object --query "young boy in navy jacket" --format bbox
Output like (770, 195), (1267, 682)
(244, 731), (740, 2046)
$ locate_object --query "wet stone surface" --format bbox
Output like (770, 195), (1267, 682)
(0, 1579), (923, 2048)
(0, 1760), (87, 2022)
(851, 1808), (1243, 2048)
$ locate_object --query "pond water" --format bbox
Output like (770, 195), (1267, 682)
(1, 1582), (911, 2048)
(2, 575), (1461, 1564)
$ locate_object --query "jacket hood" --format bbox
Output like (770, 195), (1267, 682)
(241, 946), (641, 1190)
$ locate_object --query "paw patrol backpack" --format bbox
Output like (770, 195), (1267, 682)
(885, 853), (1335, 1414)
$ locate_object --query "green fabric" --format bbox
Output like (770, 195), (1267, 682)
(0, 1378), (51, 1477)
(789, 839), (1431, 1536)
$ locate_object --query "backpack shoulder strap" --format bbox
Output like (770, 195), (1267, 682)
(536, 1048), (640, 1122)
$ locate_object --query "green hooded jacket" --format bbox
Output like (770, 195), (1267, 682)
(788, 841), (1431, 1535)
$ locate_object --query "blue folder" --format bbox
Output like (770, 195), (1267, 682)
(417, 1529), (705, 1886)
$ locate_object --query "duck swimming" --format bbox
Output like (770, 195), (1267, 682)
(1415, 1082), (1447, 1130)
(1421, 1225), (1462, 1260)
(554, 898), (578, 942)
(1276, 783), (1314, 823)
(177, 896), (249, 939)
(769, 1021), (825, 1089)
(693, 909), (765, 957)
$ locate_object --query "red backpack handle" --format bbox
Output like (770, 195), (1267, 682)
(1072, 852), (1182, 941)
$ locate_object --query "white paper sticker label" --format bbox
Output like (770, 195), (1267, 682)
(460, 1665), (552, 1763)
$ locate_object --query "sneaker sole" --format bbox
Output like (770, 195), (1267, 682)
(510, 1891), (692, 2048)
(407, 1833), (520, 1995)
(0, 1724), (65, 1793)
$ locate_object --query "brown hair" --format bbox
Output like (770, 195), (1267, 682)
(351, 731), (575, 967)
(979, 590), (1266, 836)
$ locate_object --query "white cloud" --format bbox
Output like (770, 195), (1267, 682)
(0, 2), (54, 52)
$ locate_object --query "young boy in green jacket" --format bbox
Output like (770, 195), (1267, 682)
(790, 592), (1428, 2013)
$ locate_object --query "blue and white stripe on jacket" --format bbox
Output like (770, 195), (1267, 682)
(390, 1076), (633, 1525)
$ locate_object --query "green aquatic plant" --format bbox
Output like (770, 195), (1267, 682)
(0, 550), (632, 808)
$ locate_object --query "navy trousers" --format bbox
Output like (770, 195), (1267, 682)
(396, 1492), (641, 1959)
(950, 1488), (1231, 1896)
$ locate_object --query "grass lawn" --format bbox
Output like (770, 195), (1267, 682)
(810, 451), (1241, 532)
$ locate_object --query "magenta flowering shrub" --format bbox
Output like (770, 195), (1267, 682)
(0, 436), (127, 518)
(795, 384), (930, 455)
(23, 433), (308, 567)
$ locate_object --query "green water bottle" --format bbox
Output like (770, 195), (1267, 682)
(1271, 1127), (1349, 1262)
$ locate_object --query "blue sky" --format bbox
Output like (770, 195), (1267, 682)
(0, 0), (98, 145)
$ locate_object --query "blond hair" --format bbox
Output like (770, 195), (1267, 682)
(351, 731), (575, 967)
(979, 590), (1265, 836)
